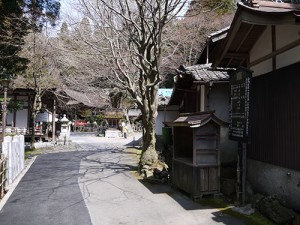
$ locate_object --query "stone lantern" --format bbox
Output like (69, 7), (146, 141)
(59, 114), (70, 144)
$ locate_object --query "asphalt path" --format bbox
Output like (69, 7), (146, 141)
(0, 132), (245, 225)
(0, 151), (94, 225)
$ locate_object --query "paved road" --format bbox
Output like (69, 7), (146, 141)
(0, 133), (245, 225)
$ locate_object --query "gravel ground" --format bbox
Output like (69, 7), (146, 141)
(25, 131), (142, 162)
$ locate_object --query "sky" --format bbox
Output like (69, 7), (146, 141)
(59, 0), (191, 20)
(51, 0), (190, 35)
(46, 0), (80, 36)
(59, 0), (81, 22)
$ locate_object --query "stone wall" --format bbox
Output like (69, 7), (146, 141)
(247, 159), (300, 211)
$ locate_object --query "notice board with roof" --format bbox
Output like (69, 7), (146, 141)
(171, 111), (226, 198)
(229, 66), (252, 143)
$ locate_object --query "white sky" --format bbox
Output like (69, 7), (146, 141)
(59, 0), (81, 21)
(59, 0), (191, 20)
(50, 0), (190, 35)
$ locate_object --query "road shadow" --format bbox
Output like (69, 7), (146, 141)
(139, 180), (210, 210)
(124, 136), (142, 148)
(138, 180), (245, 225)
(79, 146), (140, 182)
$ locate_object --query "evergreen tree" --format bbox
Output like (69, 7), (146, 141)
(20, 0), (60, 148)
(0, 0), (29, 77)
(0, 0), (61, 77)
(59, 21), (69, 36)
(24, 0), (61, 31)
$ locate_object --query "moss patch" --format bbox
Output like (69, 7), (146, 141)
(25, 148), (42, 159)
(124, 147), (142, 156)
(197, 197), (275, 225)
(125, 147), (143, 178)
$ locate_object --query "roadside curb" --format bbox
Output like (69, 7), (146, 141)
(0, 156), (37, 211)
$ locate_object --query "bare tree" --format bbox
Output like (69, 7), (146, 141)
(58, 0), (189, 165)
(52, 19), (111, 95)
(160, 0), (235, 85)
(16, 32), (60, 148)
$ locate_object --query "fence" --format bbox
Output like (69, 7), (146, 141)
(132, 125), (143, 132)
(2, 135), (25, 185)
(0, 156), (7, 199)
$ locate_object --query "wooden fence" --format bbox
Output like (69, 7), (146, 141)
(0, 156), (7, 199)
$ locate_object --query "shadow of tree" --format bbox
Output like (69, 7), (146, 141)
(2, 144), (246, 225)
(139, 180), (245, 225)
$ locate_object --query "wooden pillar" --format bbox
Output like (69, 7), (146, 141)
(200, 85), (205, 112)
(242, 143), (247, 205)
(13, 94), (17, 128)
(52, 100), (56, 142)
(1, 86), (8, 145)
(237, 142), (247, 205)
(272, 25), (277, 71)
(74, 114), (77, 132)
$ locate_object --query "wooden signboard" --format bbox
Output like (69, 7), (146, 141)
(229, 67), (252, 143)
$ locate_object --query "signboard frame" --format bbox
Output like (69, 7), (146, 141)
(229, 66), (252, 143)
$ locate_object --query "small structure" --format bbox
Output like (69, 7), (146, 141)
(103, 109), (124, 128)
(35, 109), (53, 141)
(127, 108), (142, 132)
(4, 88), (34, 130)
(171, 111), (226, 198)
(168, 63), (237, 164)
(59, 114), (70, 144)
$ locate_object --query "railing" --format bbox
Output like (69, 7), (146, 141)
(132, 125), (143, 132)
(0, 156), (7, 199)
(0, 127), (27, 135)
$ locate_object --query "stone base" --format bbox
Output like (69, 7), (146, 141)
(105, 129), (121, 138)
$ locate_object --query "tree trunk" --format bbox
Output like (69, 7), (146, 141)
(30, 92), (42, 149)
(140, 116), (158, 165)
(30, 112), (36, 149)
(139, 86), (159, 166)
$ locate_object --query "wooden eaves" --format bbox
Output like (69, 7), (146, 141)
(169, 111), (228, 128)
(210, 1), (300, 69)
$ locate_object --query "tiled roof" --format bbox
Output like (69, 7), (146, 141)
(128, 109), (141, 117)
(171, 111), (227, 127)
(177, 64), (230, 82)
(103, 109), (124, 119)
(207, 27), (230, 42)
(64, 88), (109, 108)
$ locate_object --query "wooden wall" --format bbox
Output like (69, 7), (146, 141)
(249, 62), (300, 171)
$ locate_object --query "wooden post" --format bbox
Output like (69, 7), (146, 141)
(74, 114), (77, 132)
(242, 143), (247, 205)
(1, 86), (8, 147)
(236, 142), (241, 203)
(0, 155), (6, 199)
(0, 157), (3, 198)
(52, 100), (56, 142)
(237, 142), (247, 205)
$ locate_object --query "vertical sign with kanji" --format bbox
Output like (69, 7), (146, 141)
(229, 67), (252, 143)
